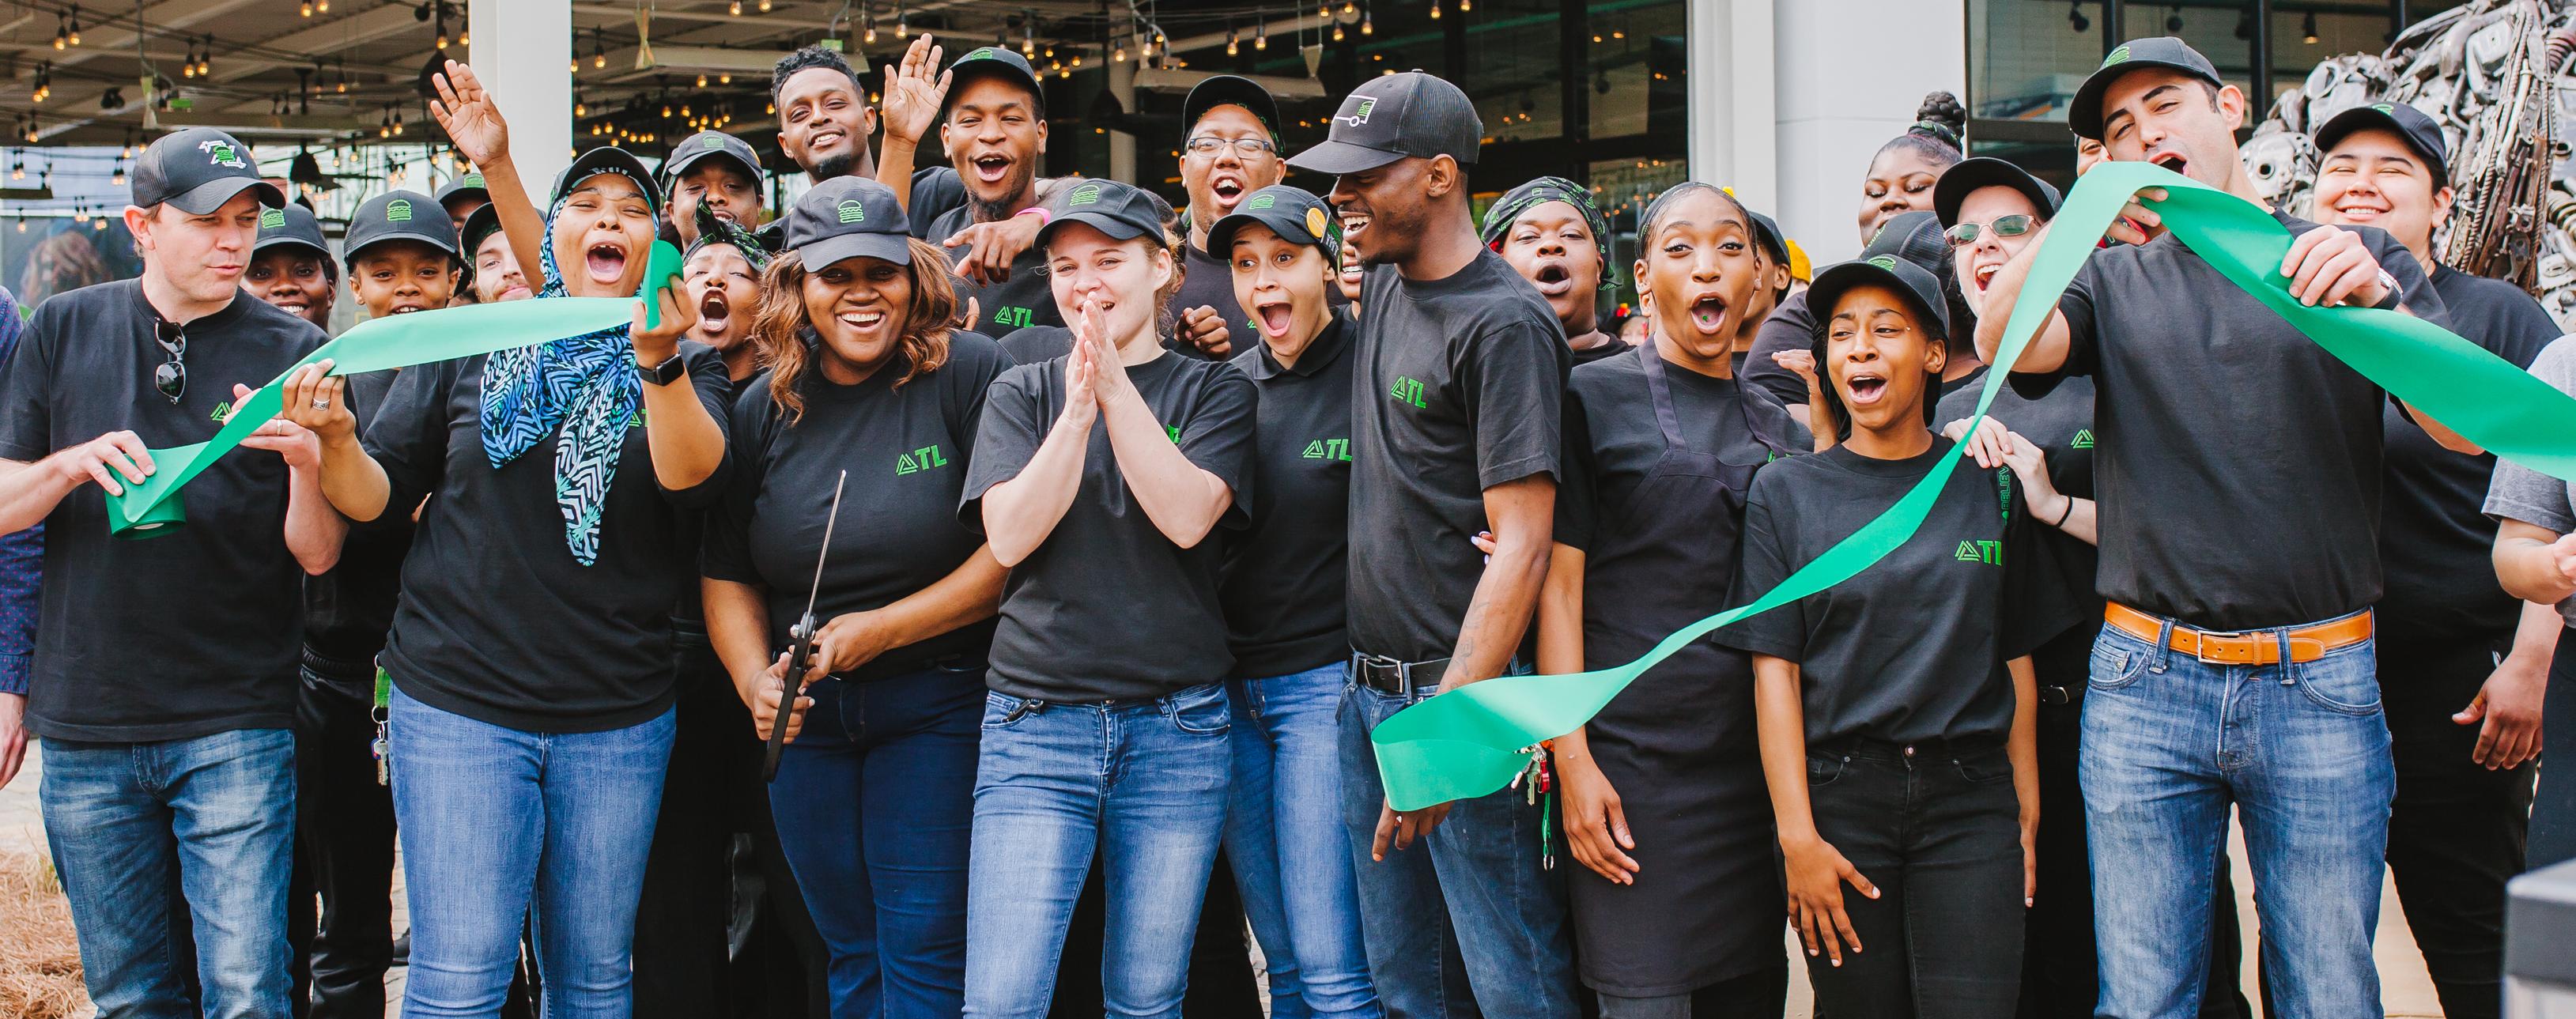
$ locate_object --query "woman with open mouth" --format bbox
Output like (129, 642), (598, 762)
(1717, 255), (2072, 1018)
(1532, 181), (1806, 1017)
(701, 175), (1013, 1018)
(960, 178), (1256, 1017)
(284, 63), (735, 1018)
(1483, 176), (1626, 366)
(678, 205), (769, 384)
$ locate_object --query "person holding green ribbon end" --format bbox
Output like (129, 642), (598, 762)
(1718, 254), (2070, 1017)
(1977, 36), (2476, 1019)
(275, 61), (735, 1018)
(0, 126), (341, 1019)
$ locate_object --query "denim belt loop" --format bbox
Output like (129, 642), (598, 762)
(2149, 616), (2175, 673)
(2275, 626), (2296, 677)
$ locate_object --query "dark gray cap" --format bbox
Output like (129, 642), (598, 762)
(434, 172), (489, 211)
(1183, 75), (1279, 141)
(1807, 255), (1952, 343)
(1934, 157), (2063, 228)
(551, 146), (661, 209)
(252, 202), (331, 262)
(942, 45), (1045, 119)
(2071, 36), (2224, 141)
(132, 127), (285, 213)
(343, 189), (459, 270)
(1745, 209), (1788, 264)
(1862, 210), (1949, 276)
(1037, 179), (1165, 250)
(663, 130), (767, 191)
(1286, 71), (1483, 175)
(2313, 100), (2449, 187)
(460, 202), (504, 255)
(1207, 184), (1335, 256)
(784, 175), (912, 270)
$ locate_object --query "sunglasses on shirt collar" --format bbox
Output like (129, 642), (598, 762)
(153, 319), (187, 405)
(1944, 214), (2038, 249)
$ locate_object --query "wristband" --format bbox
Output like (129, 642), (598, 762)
(1014, 206), (1051, 225)
(2050, 496), (2076, 528)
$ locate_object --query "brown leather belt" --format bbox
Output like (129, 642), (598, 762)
(2103, 603), (2372, 666)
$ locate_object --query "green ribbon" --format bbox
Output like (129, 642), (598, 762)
(1370, 160), (2576, 811)
(104, 240), (685, 537)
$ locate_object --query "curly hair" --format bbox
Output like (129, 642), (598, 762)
(1878, 90), (1968, 167)
(752, 237), (958, 424)
(771, 44), (862, 108)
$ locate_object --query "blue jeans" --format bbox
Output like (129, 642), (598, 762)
(387, 685), (675, 1019)
(1339, 671), (1580, 1019)
(963, 682), (1233, 1018)
(769, 666), (984, 1018)
(2083, 613), (2394, 1019)
(41, 727), (297, 1019)
(1225, 665), (1382, 1019)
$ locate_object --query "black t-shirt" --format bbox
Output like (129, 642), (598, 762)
(705, 333), (1010, 678)
(928, 202), (1063, 339)
(302, 369), (410, 683)
(1568, 338), (1627, 368)
(1937, 373), (2102, 636)
(366, 342), (735, 732)
(1222, 313), (1358, 677)
(1556, 348), (1796, 551)
(1741, 290), (1819, 408)
(0, 281), (327, 741)
(2378, 266), (2560, 641)
(999, 324), (1073, 365)
(1346, 253), (1570, 662)
(1717, 440), (2071, 743)
(961, 351), (1258, 700)
(909, 166), (967, 240)
(2011, 212), (2449, 630)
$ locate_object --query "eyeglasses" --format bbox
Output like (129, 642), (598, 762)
(1944, 214), (2038, 249)
(153, 319), (187, 405)
(1184, 136), (1278, 159)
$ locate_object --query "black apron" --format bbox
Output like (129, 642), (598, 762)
(1567, 344), (1789, 995)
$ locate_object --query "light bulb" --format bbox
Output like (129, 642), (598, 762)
(728, 0), (740, 13)
(720, 72), (731, 84)
(1430, 0), (1440, 17)
(1331, 22), (1343, 40)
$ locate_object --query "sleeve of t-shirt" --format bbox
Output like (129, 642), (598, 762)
(1460, 320), (1566, 489)
(0, 302), (57, 462)
(701, 385), (771, 587)
(2485, 338), (2576, 534)
(2373, 229), (2449, 334)
(655, 345), (738, 508)
(1740, 294), (1816, 407)
(1712, 473), (1808, 662)
(1179, 364), (1259, 531)
(2009, 261), (2103, 401)
(944, 331), (1011, 453)
(1553, 387), (1600, 553)
(909, 167), (968, 240)
(362, 357), (455, 518)
(2485, 281), (2562, 368)
(958, 363), (1048, 532)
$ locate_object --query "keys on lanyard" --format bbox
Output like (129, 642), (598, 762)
(1511, 742), (1558, 870)
(371, 665), (392, 787)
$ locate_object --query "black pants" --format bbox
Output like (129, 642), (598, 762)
(633, 639), (831, 1019)
(1802, 740), (2024, 1019)
(2532, 625), (2576, 871)
(2378, 631), (2536, 1019)
(292, 668), (399, 1019)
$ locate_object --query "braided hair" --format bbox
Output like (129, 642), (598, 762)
(1878, 91), (1967, 168)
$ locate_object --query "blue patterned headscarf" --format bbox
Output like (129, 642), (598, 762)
(476, 199), (644, 565)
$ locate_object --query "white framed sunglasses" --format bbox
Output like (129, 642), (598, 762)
(1944, 214), (2038, 248)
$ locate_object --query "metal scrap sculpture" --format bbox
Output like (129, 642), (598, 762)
(2249, 0), (2576, 328)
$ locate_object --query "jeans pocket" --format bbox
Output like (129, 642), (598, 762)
(1953, 748), (2015, 785)
(1167, 683), (1232, 735)
(2088, 642), (2151, 692)
(2291, 643), (2383, 715)
(981, 691), (1036, 731)
(1805, 753), (1846, 788)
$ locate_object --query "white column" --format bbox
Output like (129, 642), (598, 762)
(1108, 58), (1137, 186)
(467, 0), (572, 202)
(1684, 0), (1777, 217)
(1768, 0), (1966, 263)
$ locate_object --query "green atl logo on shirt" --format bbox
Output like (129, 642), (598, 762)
(629, 406), (650, 428)
(210, 401), (232, 423)
(991, 306), (1035, 329)
(1165, 425), (1184, 443)
(2070, 428), (2095, 449)
(896, 444), (950, 474)
(1955, 540), (2004, 566)
(1303, 438), (1352, 461)
(1389, 376), (1428, 409)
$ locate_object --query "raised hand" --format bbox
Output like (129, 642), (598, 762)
(426, 60), (510, 168)
(1177, 304), (1232, 357)
(1075, 297), (1135, 409)
(878, 34), (952, 150)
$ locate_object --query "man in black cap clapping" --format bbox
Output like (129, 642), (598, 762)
(1287, 70), (1581, 1019)
(0, 126), (345, 1018)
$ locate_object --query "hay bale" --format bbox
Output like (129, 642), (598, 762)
(0, 848), (91, 1019)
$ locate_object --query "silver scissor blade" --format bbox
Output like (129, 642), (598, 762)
(803, 470), (846, 621)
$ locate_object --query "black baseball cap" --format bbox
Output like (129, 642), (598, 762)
(1286, 71), (1483, 175)
(1207, 185), (1335, 255)
(1037, 179), (1164, 249)
(252, 202), (331, 262)
(2070, 36), (2224, 141)
(552, 146), (662, 209)
(1934, 157), (2064, 228)
(942, 46), (1045, 120)
(1182, 75), (1279, 142)
(2313, 100), (2449, 187)
(1863, 210), (1950, 276)
(343, 189), (459, 270)
(1745, 208), (1788, 265)
(663, 130), (768, 191)
(434, 172), (489, 212)
(783, 175), (912, 270)
(460, 203), (505, 255)
(131, 127), (284, 213)
(1807, 255), (1953, 344)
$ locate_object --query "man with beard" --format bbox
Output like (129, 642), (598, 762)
(1286, 71), (1580, 1019)
(661, 130), (765, 249)
(460, 205), (531, 304)
(921, 45), (1059, 338)
(246, 202), (337, 330)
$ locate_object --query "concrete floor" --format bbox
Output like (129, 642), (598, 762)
(0, 744), (2457, 1017)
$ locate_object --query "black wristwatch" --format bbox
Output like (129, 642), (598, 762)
(639, 351), (686, 386)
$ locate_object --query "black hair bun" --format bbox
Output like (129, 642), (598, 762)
(1912, 90), (1966, 150)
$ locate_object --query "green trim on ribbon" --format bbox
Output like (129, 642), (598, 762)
(1368, 160), (2576, 811)
(103, 241), (684, 537)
